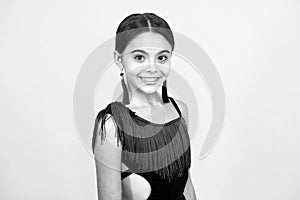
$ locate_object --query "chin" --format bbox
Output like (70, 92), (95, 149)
(138, 86), (160, 94)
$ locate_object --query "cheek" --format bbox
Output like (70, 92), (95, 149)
(125, 65), (142, 76)
(123, 60), (143, 74)
(159, 64), (171, 77)
(123, 59), (171, 77)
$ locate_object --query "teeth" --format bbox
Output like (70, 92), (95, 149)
(141, 77), (159, 82)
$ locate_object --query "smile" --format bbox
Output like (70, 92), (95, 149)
(139, 76), (160, 84)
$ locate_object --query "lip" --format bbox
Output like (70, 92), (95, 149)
(139, 76), (161, 84)
(139, 76), (161, 78)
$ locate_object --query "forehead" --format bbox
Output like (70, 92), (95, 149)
(123, 32), (172, 54)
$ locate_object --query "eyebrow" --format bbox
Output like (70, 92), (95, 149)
(130, 49), (171, 55)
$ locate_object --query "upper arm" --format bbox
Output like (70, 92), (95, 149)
(184, 169), (197, 200)
(94, 114), (122, 200)
(174, 100), (197, 199)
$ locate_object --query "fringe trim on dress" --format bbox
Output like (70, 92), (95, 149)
(91, 101), (191, 182)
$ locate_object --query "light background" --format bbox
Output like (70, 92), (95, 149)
(1, 0), (300, 200)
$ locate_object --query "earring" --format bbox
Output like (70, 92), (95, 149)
(162, 80), (170, 103)
(120, 67), (130, 105)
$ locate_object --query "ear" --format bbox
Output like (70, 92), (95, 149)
(113, 50), (123, 70)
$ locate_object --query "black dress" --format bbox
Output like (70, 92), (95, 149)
(92, 96), (191, 200)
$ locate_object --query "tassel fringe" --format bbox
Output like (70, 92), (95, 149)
(92, 101), (191, 182)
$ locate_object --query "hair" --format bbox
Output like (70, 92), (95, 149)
(115, 13), (175, 54)
(115, 13), (173, 104)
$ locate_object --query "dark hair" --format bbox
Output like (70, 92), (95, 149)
(115, 13), (175, 54)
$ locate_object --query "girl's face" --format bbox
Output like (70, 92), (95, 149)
(116, 32), (172, 95)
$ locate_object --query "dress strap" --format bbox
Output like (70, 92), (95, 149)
(168, 96), (182, 117)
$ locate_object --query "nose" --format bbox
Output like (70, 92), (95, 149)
(146, 60), (158, 72)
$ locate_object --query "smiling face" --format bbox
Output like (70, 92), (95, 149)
(116, 32), (173, 95)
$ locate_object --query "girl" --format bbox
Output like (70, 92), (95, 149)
(92, 13), (197, 200)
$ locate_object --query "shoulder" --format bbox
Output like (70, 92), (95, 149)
(172, 98), (189, 125)
(173, 99), (188, 114)
(92, 102), (122, 153)
(95, 101), (126, 130)
(95, 101), (122, 122)
(172, 98), (192, 142)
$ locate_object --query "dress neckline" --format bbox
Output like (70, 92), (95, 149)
(113, 101), (182, 126)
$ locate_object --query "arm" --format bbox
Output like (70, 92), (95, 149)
(184, 170), (197, 200)
(175, 99), (197, 200)
(94, 115), (122, 200)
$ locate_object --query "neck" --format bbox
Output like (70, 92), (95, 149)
(124, 89), (163, 108)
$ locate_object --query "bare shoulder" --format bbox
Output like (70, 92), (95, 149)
(93, 113), (122, 169)
(173, 99), (188, 116)
(173, 98), (189, 125)
(95, 113), (120, 148)
(93, 113), (122, 198)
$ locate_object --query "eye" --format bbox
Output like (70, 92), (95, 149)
(134, 54), (145, 62)
(157, 55), (168, 63)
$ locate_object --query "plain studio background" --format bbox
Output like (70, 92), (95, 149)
(1, 0), (300, 199)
